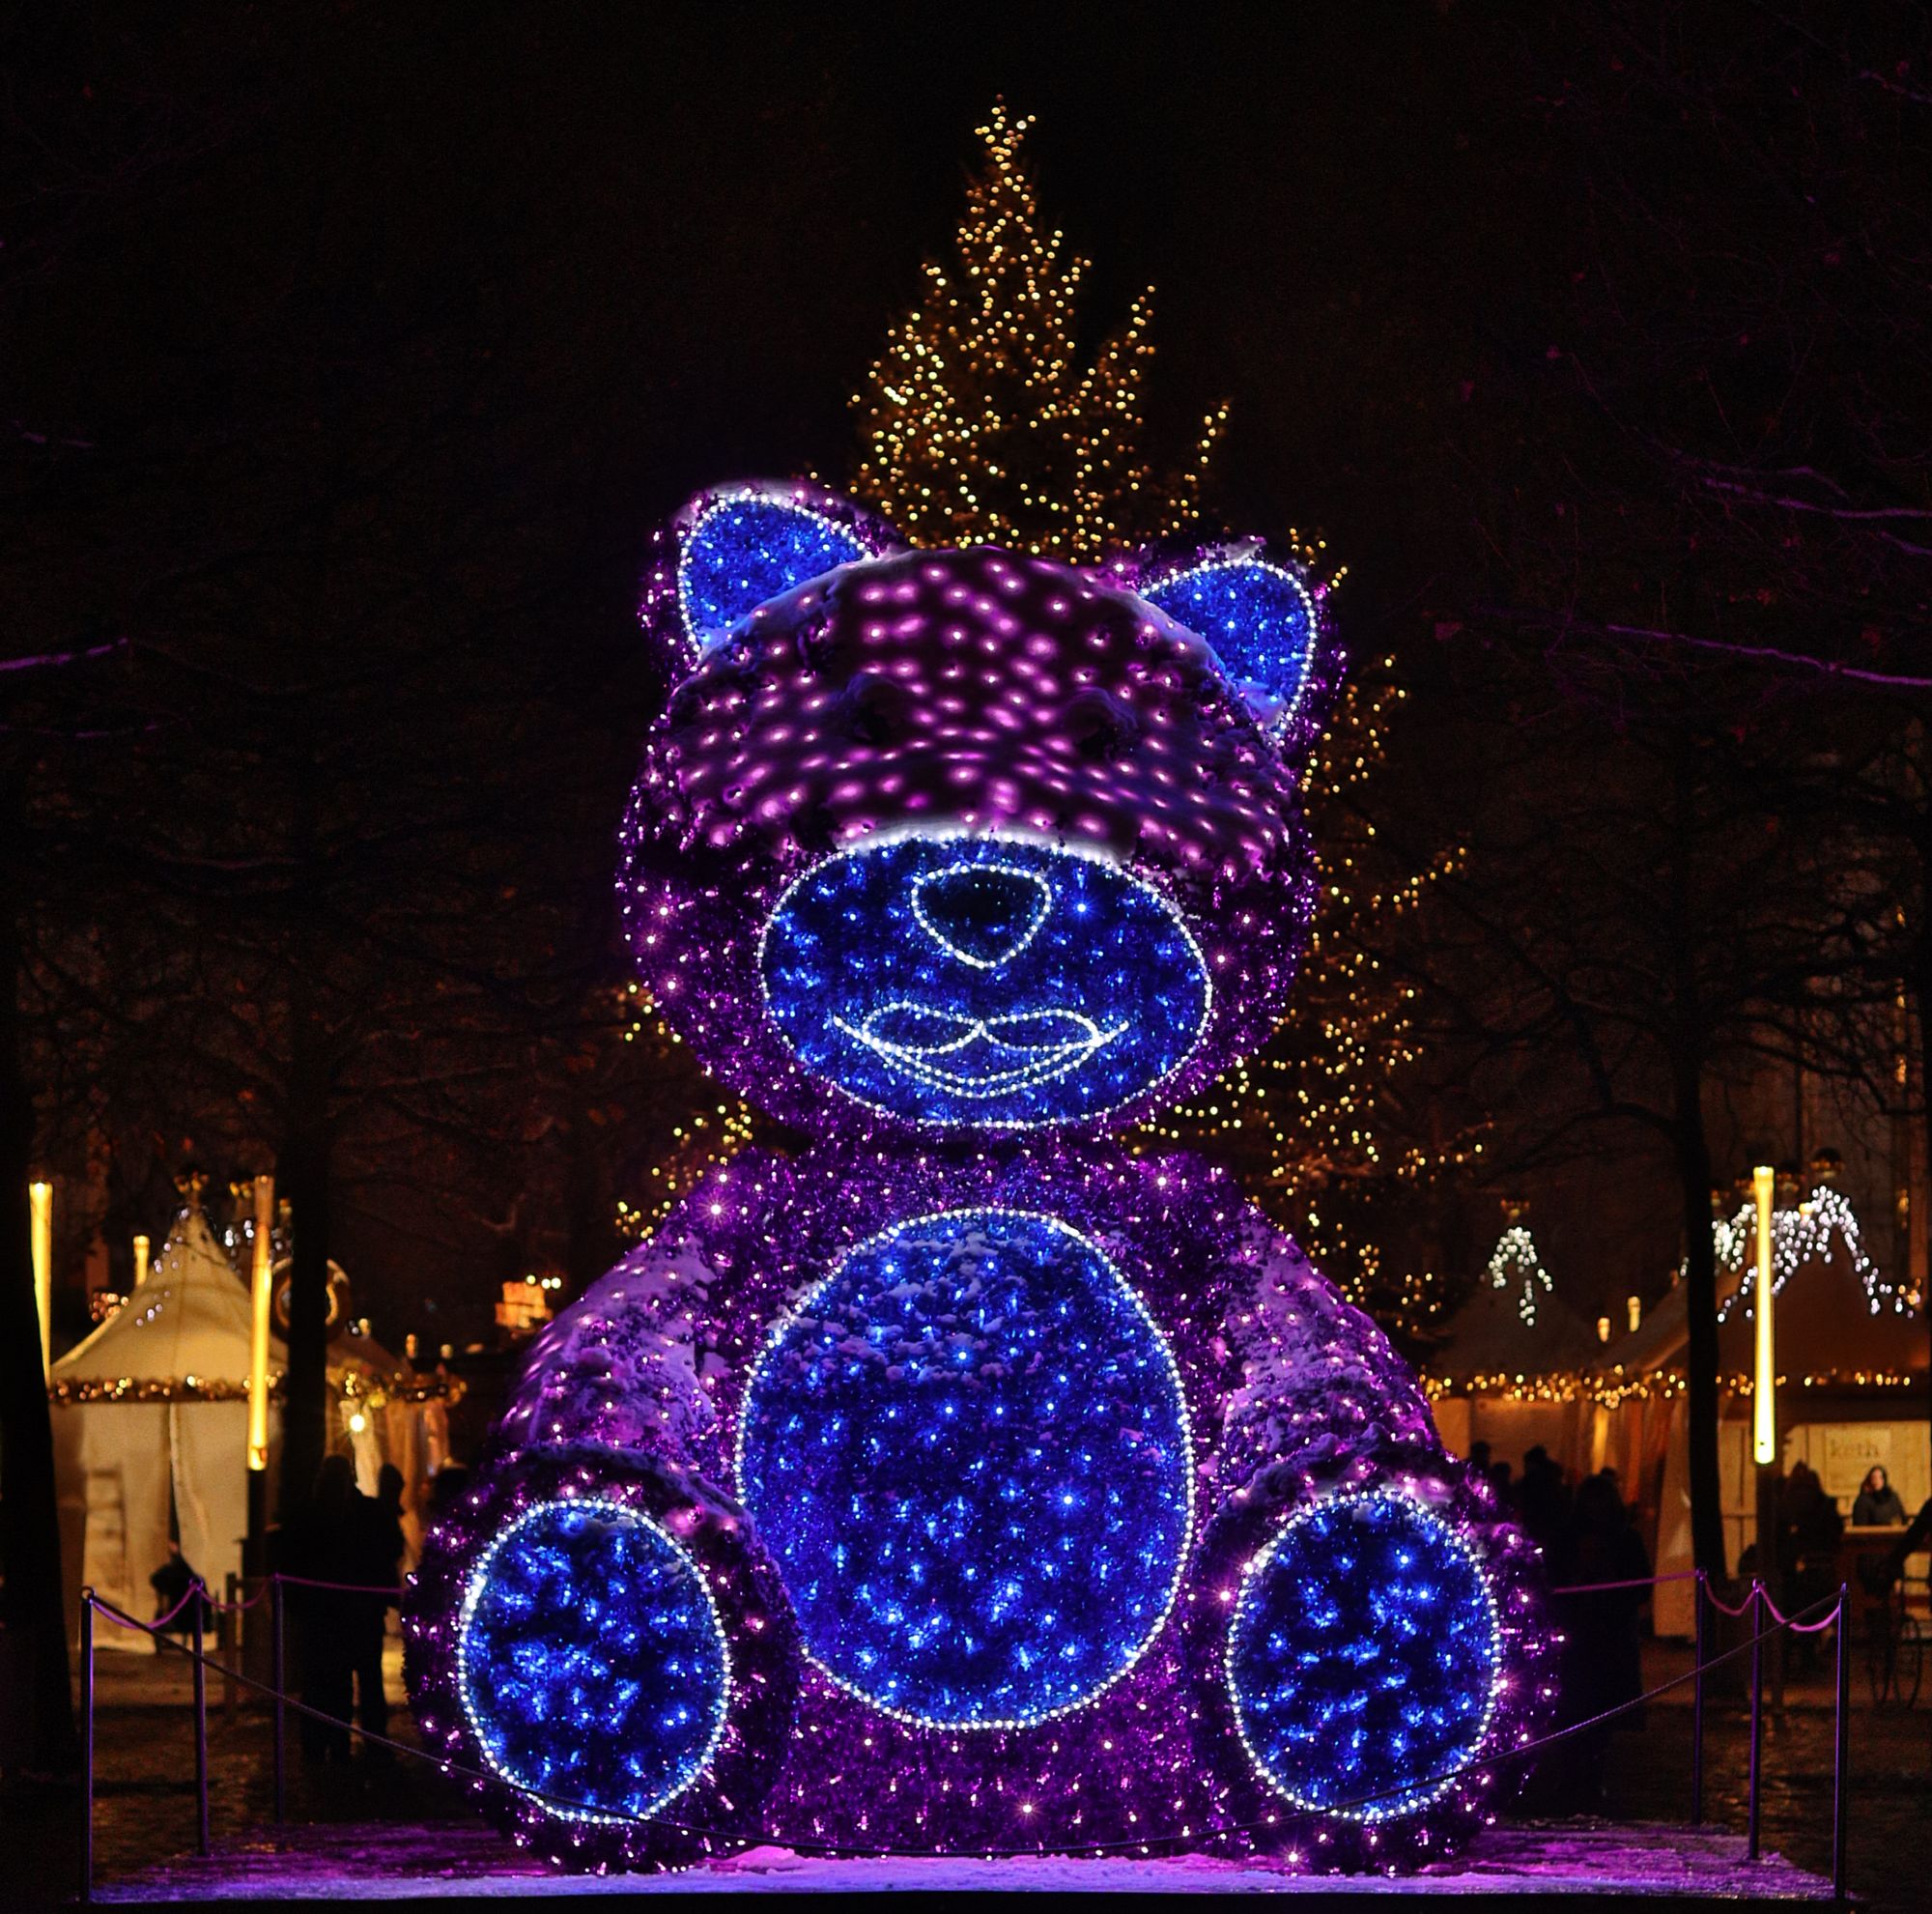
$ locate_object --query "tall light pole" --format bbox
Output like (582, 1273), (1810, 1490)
(245, 1176), (275, 1562)
(29, 1180), (52, 1376)
(1749, 1165), (1782, 1648)
(1751, 1165), (1776, 1466)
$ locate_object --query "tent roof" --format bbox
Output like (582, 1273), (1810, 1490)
(1598, 1214), (1925, 1383)
(1430, 1268), (1602, 1383)
(53, 1207), (287, 1386)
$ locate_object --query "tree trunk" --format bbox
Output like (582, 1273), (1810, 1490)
(276, 1098), (332, 1519)
(276, 741), (332, 1518)
(1674, 1076), (1728, 1578)
(0, 781), (77, 1763)
(1667, 746), (1727, 1578)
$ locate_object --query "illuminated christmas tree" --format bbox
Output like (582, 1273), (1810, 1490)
(1147, 663), (1469, 1338)
(612, 982), (754, 1241)
(853, 102), (1224, 558)
(853, 104), (1457, 1337)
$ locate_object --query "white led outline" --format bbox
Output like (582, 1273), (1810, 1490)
(675, 488), (867, 663)
(1144, 556), (1319, 736)
(456, 1495), (732, 1826)
(754, 827), (1213, 1132)
(908, 859), (1054, 969)
(733, 1205), (1196, 1733)
(830, 1005), (1125, 1099)
(1224, 1488), (1504, 1823)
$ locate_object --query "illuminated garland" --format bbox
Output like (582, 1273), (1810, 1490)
(48, 1368), (461, 1407)
(1714, 1184), (1906, 1321)
(1424, 1367), (1922, 1408)
(735, 1206), (1195, 1731)
(1485, 1224), (1553, 1328)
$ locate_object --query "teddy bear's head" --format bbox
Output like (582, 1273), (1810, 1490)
(620, 480), (1340, 1137)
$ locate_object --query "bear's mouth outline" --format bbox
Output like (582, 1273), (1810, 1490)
(831, 1003), (1126, 1099)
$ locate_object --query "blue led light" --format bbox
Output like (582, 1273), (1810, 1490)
(736, 1207), (1193, 1728)
(1142, 559), (1317, 730)
(457, 1499), (729, 1823)
(678, 496), (867, 650)
(1227, 1493), (1501, 1820)
(758, 834), (1210, 1129)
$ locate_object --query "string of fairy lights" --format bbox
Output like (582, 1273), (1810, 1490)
(1143, 652), (1468, 1335)
(851, 102), (1225, 560)
(615, 982), (756, 1239)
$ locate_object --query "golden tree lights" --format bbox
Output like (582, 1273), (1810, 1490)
(1145, 665), (1463, 1336)
(614, 983), (756, 1240)
(845, 105), (1453, 1337)
(852, 103), (1225, 559)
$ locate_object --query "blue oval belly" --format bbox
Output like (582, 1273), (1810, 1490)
(737, 1208), (1192, 1728)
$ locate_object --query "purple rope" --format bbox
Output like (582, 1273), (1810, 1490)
(1703, 1582), (1760, 1619)
(1548, 1569), (1701, 1595)
(1760, 1587), (1846, 1633)
(271, 1573), (400, 1596)
(95, 1583), (209, 1634)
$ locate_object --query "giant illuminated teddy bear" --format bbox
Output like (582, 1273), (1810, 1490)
(404, 483), (1555, 1872)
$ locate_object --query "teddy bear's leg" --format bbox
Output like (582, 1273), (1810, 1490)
(1190, 1226), (1554, 1857)
(403, 1192), (798, 1871)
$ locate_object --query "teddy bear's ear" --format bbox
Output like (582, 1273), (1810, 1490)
(1127, 540), (1336, 745)
(642, 481), (904, 674)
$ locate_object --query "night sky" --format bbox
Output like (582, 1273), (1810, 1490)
(11, 3), (1918, 1343)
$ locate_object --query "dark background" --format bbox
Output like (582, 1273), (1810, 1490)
(7, 2), (1923, 1352)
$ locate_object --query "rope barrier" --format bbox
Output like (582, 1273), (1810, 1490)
(101, 1583), (208, 1634)
(1703, 1582), (1761, 1620)
(205, 1582), (273, 1614)
(78, 1584), (1845, 1864)
(1758, 1586), (1846, 1634)
(1548, 1569), (1701, 1595)
(271, 1573), (403, 1597)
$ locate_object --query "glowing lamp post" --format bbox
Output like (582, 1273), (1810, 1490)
(132, 1233), (151, 1286)
(1751, 1164), (1776, 1467)
(29, 1180), (52, 1376)
(243, 1177), (276, 1570)
(247, 1178), (275, 1473)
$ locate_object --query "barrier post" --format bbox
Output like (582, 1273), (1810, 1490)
(79, 1593), (95, 1904)
(1690, 1570), (1707, 1827)
(1833, 1585), (1850, 1900)
(271, 1574), (287, 1823)
(192, 1581), (211, 1857)
(1747, 1579), (1765, 1863)
(222, 1572), (240, 1724)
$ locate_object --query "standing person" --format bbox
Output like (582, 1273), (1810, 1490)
(345, 1464), (408, 1755)
(1777, 1461), (1843, 1674)
(1852, 1465), (1907, 1528)
(1549, 1471), (1651, 1809)
(285, 1455), (361, 1761)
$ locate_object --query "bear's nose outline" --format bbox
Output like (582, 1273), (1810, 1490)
(910, 863), (1053, 971)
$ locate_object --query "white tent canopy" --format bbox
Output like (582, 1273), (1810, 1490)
(52, 1206), (285, 1643)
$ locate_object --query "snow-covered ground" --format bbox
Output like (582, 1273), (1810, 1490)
(95, 1821), (1836, 1901)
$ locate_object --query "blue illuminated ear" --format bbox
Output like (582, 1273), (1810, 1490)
(644, 481), (903, 671)
(1134, 541), (1327, 740)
